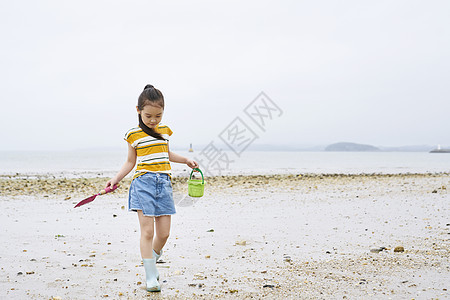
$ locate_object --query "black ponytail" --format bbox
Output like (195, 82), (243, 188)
(138, 114), (166, 141)
(137, 85), (166, 141)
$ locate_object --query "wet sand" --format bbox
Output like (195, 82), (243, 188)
(0, 173), (449, 299)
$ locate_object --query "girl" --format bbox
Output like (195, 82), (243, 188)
(106, 84), (198, 292)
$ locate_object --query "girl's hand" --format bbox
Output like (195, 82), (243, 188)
(186, 159), (199, 169)
(106, 178), (120, 189)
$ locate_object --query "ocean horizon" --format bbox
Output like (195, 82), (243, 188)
(1, 149), (449, 179)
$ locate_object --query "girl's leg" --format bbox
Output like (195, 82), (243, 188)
(153, 215), (171, 254)
(138, 210), (160, 291)
(137, 210), (155, 258)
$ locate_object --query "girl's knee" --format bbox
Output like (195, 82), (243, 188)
(141, 228), (154, 240)
(155, 216), (171, 239)
(155, 228), (170, 240)
(159, 230), (170, 240)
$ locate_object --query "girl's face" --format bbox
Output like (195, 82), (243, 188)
(137, 104), (164, 129)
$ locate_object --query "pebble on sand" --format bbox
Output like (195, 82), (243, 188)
(193, 273), (207, 280)
(370, 247), (386, 253)
(394, 246), (405, 253)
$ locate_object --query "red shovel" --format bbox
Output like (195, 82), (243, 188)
(74, 184), (119, 208)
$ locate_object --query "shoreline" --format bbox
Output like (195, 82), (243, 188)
(1, 169), (450, 180)
(1, 172), (450, 199)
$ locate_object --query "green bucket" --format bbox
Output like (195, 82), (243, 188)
(188, 168), (205, 197)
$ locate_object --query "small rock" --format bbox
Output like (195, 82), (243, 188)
(235, 240), (247, 246)
(207, 229), (214, 232)
(370, 247), (386, 253)
(193, 273), (206, 280)
(394, 246), (405, 253)
(263, 284), (275, 288)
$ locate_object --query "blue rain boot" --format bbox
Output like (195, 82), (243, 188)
(153, 249), (163, 262)
(143, 258), (160, 292)
(153, 249), (163, 280)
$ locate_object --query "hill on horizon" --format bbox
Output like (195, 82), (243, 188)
(325, 142), (381, 152)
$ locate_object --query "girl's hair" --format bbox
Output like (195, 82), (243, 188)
(137, 84), (166, 141)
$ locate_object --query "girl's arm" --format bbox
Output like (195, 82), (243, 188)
(106, 143), (137, 188)
(168, 143), (199, 169)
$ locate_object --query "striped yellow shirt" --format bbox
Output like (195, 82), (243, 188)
(124, 125), (173, 180)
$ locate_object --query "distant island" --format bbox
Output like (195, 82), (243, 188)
(325, 142), (381, 152)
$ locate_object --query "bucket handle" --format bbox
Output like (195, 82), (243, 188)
(189, 168), (204, 184)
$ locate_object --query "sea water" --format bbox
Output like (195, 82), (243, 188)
(0, 149), (449, 178)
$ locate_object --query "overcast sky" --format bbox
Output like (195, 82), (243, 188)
(1, 0), (449, 151)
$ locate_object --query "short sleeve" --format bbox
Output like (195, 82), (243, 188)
(167, 126), (173, 137)
(124, 127), (143, 148)
(156, 125), (173, 139)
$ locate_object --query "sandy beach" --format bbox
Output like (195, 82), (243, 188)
(0, 173), (448, 299)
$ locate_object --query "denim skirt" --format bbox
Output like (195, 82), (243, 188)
(128, 172), (176, 217)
